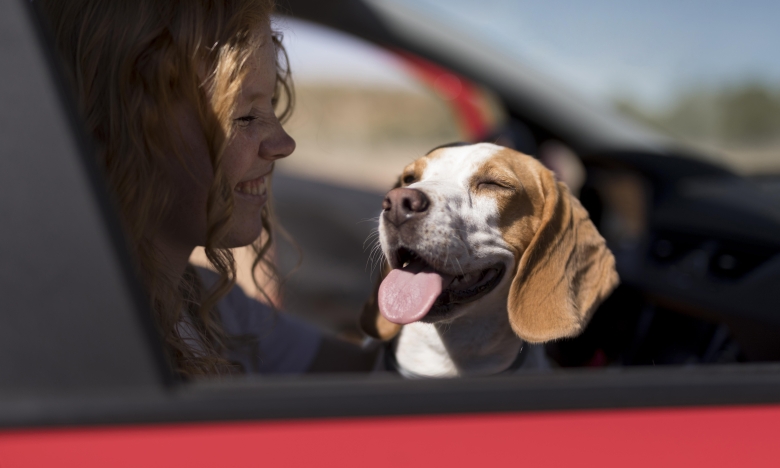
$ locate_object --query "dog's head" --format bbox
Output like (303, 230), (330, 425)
(361, 143), (619, 343)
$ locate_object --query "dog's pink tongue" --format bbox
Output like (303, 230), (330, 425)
(378, 261), (451, 324)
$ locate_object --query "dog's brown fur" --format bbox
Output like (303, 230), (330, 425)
(361, 146), (618, 344)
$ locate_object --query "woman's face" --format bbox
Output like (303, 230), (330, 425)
(162, 25), (295, 254)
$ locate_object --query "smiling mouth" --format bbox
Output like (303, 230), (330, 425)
(392, 247), (505, 322)
(235, 174), (268, 198)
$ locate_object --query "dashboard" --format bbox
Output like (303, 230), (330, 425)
(554, 150), (780, 366)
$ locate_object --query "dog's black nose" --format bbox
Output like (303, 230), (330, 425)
(383, 188), (429, 226)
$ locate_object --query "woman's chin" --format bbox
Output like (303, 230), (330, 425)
(220, 199), (267, 248)
(222, 222), (264, 249)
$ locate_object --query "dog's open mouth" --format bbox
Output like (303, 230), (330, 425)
(378, 247), (505, 324)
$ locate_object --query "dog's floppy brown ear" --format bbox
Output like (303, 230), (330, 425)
(508, 167), (619, 343)
(359, 260), (402, 341)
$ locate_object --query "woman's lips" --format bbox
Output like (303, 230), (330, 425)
(234, 174), (267, 198)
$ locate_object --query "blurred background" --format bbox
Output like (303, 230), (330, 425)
(281, 0), (780, 180)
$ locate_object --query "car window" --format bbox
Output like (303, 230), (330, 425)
(187, 14), (780, 374)
(261, 16), (780, 371)
(21, 0), (780, 385)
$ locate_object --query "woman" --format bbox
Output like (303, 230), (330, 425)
(39, 0), (372, 376)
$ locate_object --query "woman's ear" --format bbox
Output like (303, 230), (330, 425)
(507, 168), (619, 343)
(359, 260), (402, 341)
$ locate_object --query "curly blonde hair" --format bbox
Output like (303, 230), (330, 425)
(38, 0), (293, 376)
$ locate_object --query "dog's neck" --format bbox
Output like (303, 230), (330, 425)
(392, 291), (522, 377)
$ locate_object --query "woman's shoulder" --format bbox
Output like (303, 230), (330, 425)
(194, 266), (270, 329)
(194, 266), (322, 373)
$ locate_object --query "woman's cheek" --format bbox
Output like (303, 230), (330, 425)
(239, 127), (262, 152)
(223, 135), (254, 176)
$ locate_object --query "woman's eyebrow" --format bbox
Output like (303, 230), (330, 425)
(242, 90), (266, 102)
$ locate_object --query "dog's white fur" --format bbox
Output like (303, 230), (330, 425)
(380, 144), (523, 377)
(370, 142), (618, 377)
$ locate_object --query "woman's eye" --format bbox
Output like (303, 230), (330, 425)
(234, 115), (257, 128)
(402, 174), (415, 184)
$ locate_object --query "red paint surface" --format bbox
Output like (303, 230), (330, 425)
(1, 405), (778, 467)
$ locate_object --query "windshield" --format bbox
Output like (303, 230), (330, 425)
(379, 0), (780, 173)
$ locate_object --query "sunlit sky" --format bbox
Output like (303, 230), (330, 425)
(277, 0), (780, 111)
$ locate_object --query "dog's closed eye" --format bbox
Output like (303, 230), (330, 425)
(476, 179), (515, 192)
(402, 174), (416, 185)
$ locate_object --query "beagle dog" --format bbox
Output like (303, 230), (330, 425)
(361, 143), (619, 377)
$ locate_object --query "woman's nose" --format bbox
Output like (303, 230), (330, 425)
(261, 122), (296, 161)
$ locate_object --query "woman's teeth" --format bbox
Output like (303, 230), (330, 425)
(235, 177), (266, 196)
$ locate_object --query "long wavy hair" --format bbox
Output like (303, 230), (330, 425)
(38, 0), (294, 377)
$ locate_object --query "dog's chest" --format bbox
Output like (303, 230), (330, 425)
(394, 323), (459, 377)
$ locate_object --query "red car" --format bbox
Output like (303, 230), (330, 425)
(2, 0), (779, 465)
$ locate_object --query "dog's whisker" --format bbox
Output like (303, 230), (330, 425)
(363, 237), (379, 251)
(450, 229), (471, 255)
(362, 231), (381, 250)
(455, 258), (465, 276)
(365, 240), (384, 272)
(368, 242), (386, 275)
(369, 242), (382, 262)
(370, 245), (383, 267)
(368, 254), (382, 275)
